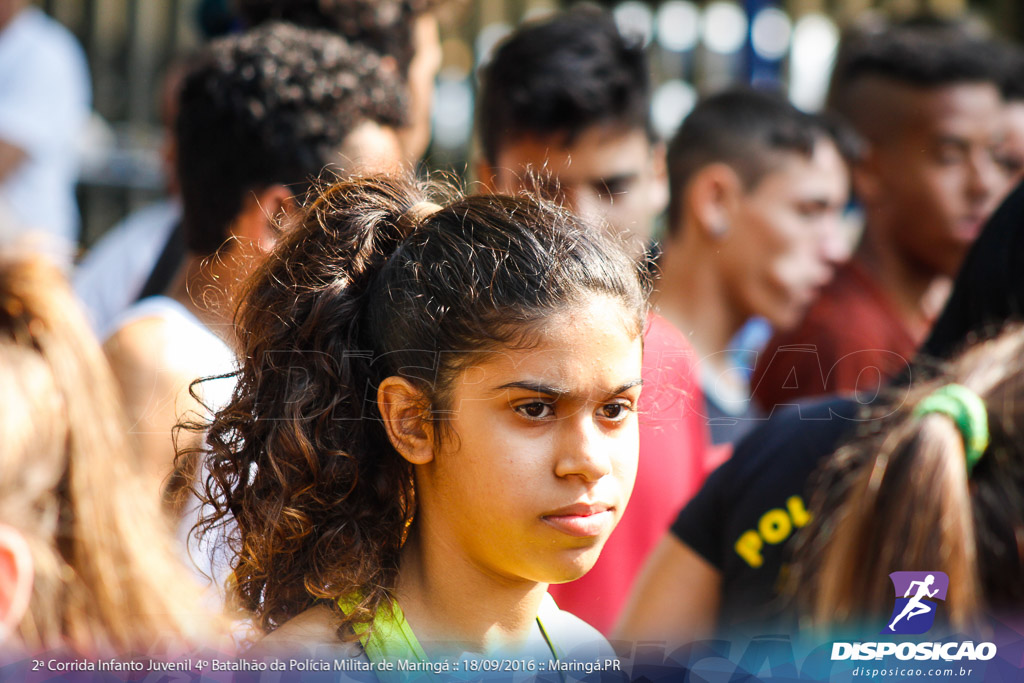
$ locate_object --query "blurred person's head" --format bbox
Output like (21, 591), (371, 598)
(235, 0), (443, 161)
(0, 255), (217, 653)
(995, 44), (1024, 183)
(476, 8), (667, 257)
(791, 325), (1024, 632)
(827, 23), (1011, 278)
(664, 88), (853, 331)
(176, 21), (406, 259)
(921, 177), (1024, 362)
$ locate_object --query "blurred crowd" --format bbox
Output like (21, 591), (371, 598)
(2, 0), (1024, 670)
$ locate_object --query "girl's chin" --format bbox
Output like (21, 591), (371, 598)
(539, 548), (604, 585)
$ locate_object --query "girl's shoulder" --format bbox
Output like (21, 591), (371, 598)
(541, 595), (616, 661)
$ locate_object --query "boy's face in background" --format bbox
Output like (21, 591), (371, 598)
(857, 81), (1011, 277)
(998, 100), (1024, 185)
(481, 125), (668, 258)
(716, 139), (850, 330)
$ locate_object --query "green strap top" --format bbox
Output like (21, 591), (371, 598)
(338, 593), (565, 682)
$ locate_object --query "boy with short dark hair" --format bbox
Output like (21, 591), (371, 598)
(752, 24), (1013, 411)
(237, 0), (443, 162)
(654, 88), (853, 444)
(477, 8), (667, 257)
(104, 23), (408, 502)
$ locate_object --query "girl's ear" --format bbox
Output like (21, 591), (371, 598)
(0, 524), (33, 641)
(378, 376), (435, 465)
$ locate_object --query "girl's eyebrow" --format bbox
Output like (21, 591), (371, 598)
(605, 378), (645, 396)
(497, 381), (569, 397)
(496, 378), (644, 398)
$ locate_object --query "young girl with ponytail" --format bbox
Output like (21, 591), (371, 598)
(188, 175), (649, 665)
(790, 326), (1024, 633)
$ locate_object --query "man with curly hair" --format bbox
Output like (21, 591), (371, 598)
(75, 1), (441, 338)
(103, 22), (407, 506)
(236, 0), (443, 161)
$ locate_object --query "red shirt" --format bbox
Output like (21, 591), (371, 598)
(548, 312), (711, 634)
(751, 261), (918, 412)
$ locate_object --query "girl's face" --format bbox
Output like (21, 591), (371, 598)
(413, 295), (643, 586)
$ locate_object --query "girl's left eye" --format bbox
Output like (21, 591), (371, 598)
(598, 402), (632, 421)
(516, 402), (555, 419)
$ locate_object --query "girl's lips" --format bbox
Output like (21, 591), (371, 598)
(542, 505), (614, 538)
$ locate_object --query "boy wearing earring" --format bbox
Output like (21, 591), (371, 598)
(653, 88), (852, 445)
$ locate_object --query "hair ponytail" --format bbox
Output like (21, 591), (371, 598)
(183, 173), (650, 635)
(189, 175), (437, 633)
(790, 326), (1024, 632)
(797, 413), (980, 629)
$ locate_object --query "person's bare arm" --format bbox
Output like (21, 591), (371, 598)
(614, 534), (721, 645)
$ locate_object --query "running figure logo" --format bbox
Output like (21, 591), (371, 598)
(883, 571), (949, 635)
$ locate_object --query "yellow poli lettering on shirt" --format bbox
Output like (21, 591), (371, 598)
(733, 496), (811, 568)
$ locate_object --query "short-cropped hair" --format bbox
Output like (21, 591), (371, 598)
(666, 88), (856, 235)
(477, 7), (652, 163)
(236, 0), (439, 77)
(827, 21), (1002, 124)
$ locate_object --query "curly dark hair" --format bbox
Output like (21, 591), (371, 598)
(175, 21), (406, 255)
(235, 0), (441, 77)
(477, 7), (652, 164)
(184, 173), (650, 636)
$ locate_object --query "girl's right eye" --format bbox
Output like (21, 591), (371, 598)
(516, 402), (555, 419)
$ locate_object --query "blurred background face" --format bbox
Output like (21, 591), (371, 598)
(998, 101), (1024, 184)
(720, 139), (849, 330)
(486, 125), (668, 257)
(861, 82), (1012, 277)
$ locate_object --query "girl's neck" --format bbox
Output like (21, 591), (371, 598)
(394, 529), (548, 657)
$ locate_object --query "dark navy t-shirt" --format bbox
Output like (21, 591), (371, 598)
(671, 396), (863, 633)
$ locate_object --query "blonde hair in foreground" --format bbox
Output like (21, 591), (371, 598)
(790, 325), (1024, 632)
(0, 255), (219, 654)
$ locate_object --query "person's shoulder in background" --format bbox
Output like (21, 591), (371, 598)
(73, 199), (180, 336)
(751, 263), (916, 412)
